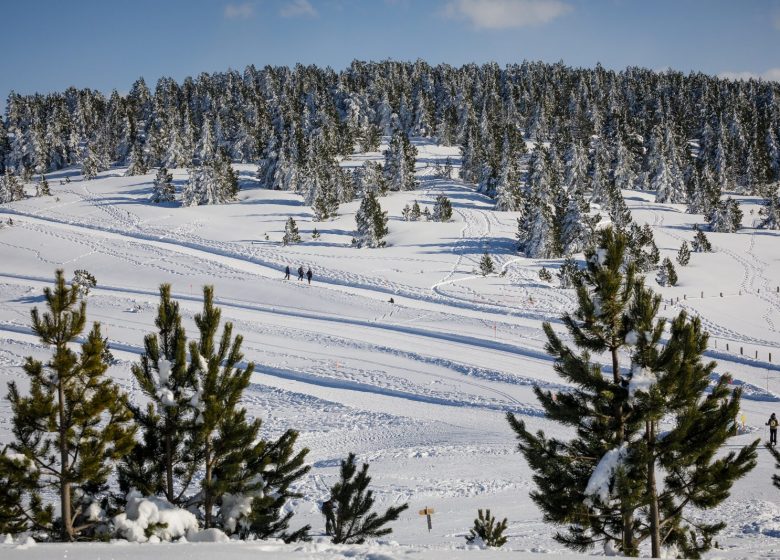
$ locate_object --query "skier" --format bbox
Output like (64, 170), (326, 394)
(306, 267), (313, 285)
(284, 265), (291, 280)
(322, 497), (336, 536)
(768, 413), (778, 446)
(298, 265), (304, 281)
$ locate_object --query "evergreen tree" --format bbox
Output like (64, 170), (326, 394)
(0, 170), (25, 203)
(432, 194), (453, 222)
(656, 257), (677, 287)
(538, 267), (553, 282)
(706, 197), (742, 233)
(282, 216), (302, 245)
(36, 174), (51, 197)
(352, 190), (388, 248)
(242, 430), (311, 542)
(384, 130), (417, 191)
(118, 284), (198, 505)
(507, 228), (642, 555)
(480, 251), (495, 275)
(0, 446), (50, 535)
(466, 509), (508, 548)
(150, 167), (175, 203)
(621, 286), (757, 557)
(676, 241), (690, 266)
(328, 453), (409, 544)
(691, 226), (713, 253)
(72, 269), (97, 297)
(557, 257), (582, 289)
(125, 139), (148, 176)
(188, 286), (256, 529)
(758, 183), (780, 230)
(409, 201), (422, 221)
(6, 270), (135, 541)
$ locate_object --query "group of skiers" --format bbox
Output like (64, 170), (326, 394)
(284, 264), (313, 284)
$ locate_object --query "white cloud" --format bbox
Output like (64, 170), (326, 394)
(224, 2), (255, 19)
(718, 68), (780, 83)
(280, 0), (318, 18)
(442, 0), (572, 29)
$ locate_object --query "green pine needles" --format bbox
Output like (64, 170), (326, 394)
(466, 509), (508, 548)
(507, 228), (758, 558)
(6, 270), (136, 541)
(328, 453), (408, 544)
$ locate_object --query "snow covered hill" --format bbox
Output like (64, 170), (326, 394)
(2, 139), (780, 558)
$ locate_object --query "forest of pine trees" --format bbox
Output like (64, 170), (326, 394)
(3, 61), (779, 228)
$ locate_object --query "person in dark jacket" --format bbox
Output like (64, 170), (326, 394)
(306, 267), (313, 284)
(284, 265), (291, 280)
(768, 413), (778, 446)
(298, 265), (304, 281)
(322, 497), (336, 535)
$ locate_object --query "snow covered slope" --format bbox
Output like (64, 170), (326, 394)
(1, 139), (780, 558)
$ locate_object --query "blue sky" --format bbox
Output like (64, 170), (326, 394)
(1, 0), (779, 103)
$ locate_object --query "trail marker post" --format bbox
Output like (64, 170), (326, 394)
(419, 507), (434, 531)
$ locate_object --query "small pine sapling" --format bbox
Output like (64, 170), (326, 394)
(466, 509), (508, 548)
(328, 453), (408, 544)
(677, 241), (691, 266)
(72, 269), (97, 296)
(480, 252), (495, 276)
(691, 226), (713, 253)
(433, 194), (453, 222)
(538, 267), (553, 282)
(311, 228), (320, 240)
(36, 175), (51, 197)
(282, 217), (302, 246)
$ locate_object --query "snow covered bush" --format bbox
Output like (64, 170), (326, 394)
(113, 491), (198, 542)
(465, 509), (508, 548)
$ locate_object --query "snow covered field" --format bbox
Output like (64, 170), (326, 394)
(2, 139), (780, 559)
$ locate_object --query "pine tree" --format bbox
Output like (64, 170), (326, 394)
(0, 170), (25, 203)
(0, 446), (50, 535)
(691, 226), (713, 253)
(538, 267), (553, 282)
(557, 257), (581, 289)
(384, 130), (417, 191)
(242, 430), (311, 542)
(676, 241), (691, 266)
(118, 284), (198, 505)
(656, 257), (677, 287)
(758, 183), (780, 230)
(621, 285), (757, 557)
(6, 270), (135, 541)
(188, 286), (255, 529)
(706, 197), (742, 233)
(282, 217), (302, 245)
(480, 251), (495, 275)
(328, 453), (409, 544)
(36, 174), (51, 197)
(72, 269), (97, 297)
(432, 194), (452, 222)
(507, 228), (642, 555)
(352, 190), (388, 248)
(150, 167), (175, 203)
(466, 509), (508, 548)
(125, 139), (148, 176)
(409, 201), (421, 221)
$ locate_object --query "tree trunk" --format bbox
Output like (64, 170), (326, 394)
(58, 376), (73, 541)
(204, 442), (212, 529)
(647, 420), (661, 558)
(165, 418), (174, 503)
(612, 346), (634, 554)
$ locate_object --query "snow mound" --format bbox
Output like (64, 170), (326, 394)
(113, 490), (199, 542)
(186, 528), (230, 543)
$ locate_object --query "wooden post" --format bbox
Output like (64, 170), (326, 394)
(727, 343), (730, 351)
(740, 347), (743, 355)
(701, 291), (704, 298)
(419, 507), (434, 532)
